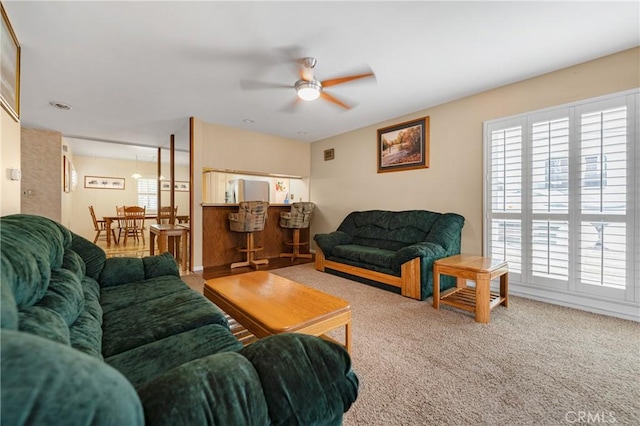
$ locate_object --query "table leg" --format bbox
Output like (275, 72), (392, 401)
(344, 321), (352, 353)
(181, 231), (187, 271)
(433, 265), (441, 309)
(105, 218), (112, 247)
(501, 272), (509, 308)
(159, 232), (168, 254)
(475, 274), (490, 323)
(150, 232), (156, 256)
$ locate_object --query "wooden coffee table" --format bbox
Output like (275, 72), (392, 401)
(204, 271), (352, 352)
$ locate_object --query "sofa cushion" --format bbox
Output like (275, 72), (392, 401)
(62, 248), (86, 281)
(39, 269), (85, 326)
(143, 252), (180, 279)
(100, 275), (190, 314)
(332, 245), (395, 270)
(70, 233), (106, 280)
(101, 289), (228, 357)
(70, 277), (103, 359)
(18, 306), (70, 346)
(100, 257), (145, 288)
(106, 324), (243, 388)
(340, 210), (441, 251)
(0, 216), (67, 309)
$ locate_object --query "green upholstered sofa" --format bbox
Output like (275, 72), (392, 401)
(314, 210), (465, 300)
(1, 214), (358, 425)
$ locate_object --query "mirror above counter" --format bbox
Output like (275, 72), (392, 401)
(202, 168), (309, 205)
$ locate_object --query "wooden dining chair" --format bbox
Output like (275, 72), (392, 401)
(158, 206), (177, 224)
(115, 206), (126, 244)
(122, 206), (146, 246)
(89, 206), (117, 244)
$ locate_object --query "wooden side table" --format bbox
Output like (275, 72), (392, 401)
(433, 254), (508, 323)
(150, 224), (188, 271)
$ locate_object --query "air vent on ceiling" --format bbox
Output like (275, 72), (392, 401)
(49, 101), (72, 111)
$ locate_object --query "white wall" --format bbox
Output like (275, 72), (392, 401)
(192, 119), (311, 270)
(1, 107), (21, 215)
(309, 47), (640, 256)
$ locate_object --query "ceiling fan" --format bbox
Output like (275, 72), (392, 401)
(240, 57), (375, 111)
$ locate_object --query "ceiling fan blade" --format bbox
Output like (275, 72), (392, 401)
(321, 71), (375, 88)
(279, 97), (302, 113)
(320, 91), (351, 110)
(239, 79), (293, 90)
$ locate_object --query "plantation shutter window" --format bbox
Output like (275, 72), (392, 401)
(137, 178), (158, 211)
(578, 105), (628, 291)
(484, 90), (638, 318)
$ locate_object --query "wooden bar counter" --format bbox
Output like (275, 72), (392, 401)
(202, 204), (311, 269)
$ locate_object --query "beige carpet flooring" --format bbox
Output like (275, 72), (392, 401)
(184, 264), (640, 425)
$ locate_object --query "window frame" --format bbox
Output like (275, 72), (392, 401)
(483, 89), (638, 317)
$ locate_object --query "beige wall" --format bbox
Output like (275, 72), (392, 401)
(192, 118), (311, 269)
(310, 47), (640, 255)
(69, 155), (190, 241)
(20, 128), (63, 222)
(1, 108), (21, 215)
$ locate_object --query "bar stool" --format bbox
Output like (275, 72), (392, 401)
(228, 201), (269, 269)
(279, 202), (315, 262)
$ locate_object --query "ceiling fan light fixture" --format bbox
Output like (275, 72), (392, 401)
(295, 80), (321, 101)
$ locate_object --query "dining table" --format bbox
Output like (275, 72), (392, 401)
(102, 214), (158, 247)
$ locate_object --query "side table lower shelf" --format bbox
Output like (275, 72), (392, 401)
(439, 287), (506, 313)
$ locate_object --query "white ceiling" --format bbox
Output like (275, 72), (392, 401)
(5, 1), (639, 160)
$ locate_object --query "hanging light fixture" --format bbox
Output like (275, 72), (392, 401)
(131, 155), (141, 179)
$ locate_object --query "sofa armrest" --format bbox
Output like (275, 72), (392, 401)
(239, 333), (358, 425)
(314, 231), (352, 257)
(1, 330), (143, 426)
(138, 333), (358, 426)
(424, 213), (465, 252)
(137, 352), (270, 425)
(392, 242), (446, 272)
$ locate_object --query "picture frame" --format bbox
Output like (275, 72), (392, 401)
(84, 176), (126, 190)
(161, 180), (189, 192)
(175, 181), (189, 192)
(324, 148), (335, 161)
(377, 116), (429, 173)
(1, 4), (21, 121)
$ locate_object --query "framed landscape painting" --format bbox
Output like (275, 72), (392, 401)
(1, 4), (21, 121)
(377, 116), (429, 173)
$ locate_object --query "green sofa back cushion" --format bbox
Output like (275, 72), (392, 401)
(100, 257), (145, 288)
(338, 210), (441, 251)
(70, 234), (106, 280)
(0, 215), (70, 309)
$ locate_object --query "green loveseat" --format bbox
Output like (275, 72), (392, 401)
(314, 210), (464, 300)
(1, 214), (358, 425)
